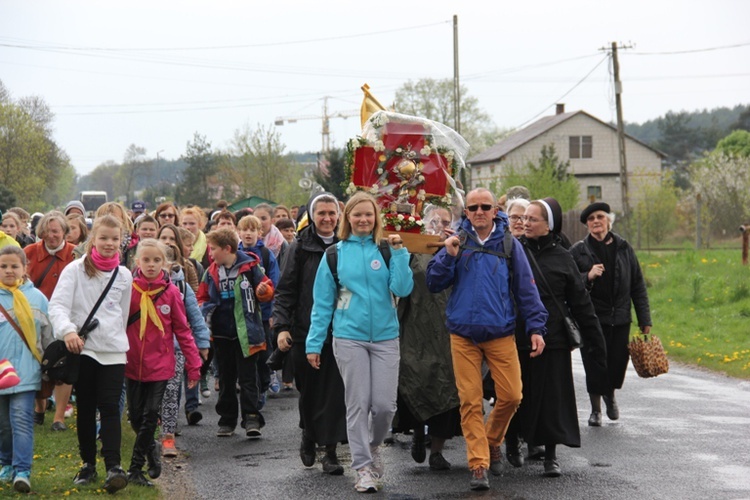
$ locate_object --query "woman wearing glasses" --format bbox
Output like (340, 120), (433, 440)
(516, 198), (607, 477)
(569, 202), (652, 427)
(506, 198), (530, 238)
(154, 203), (180, 228)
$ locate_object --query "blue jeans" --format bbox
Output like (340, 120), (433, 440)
(0, 391), (36, 474)
(183, 373), (200, 413)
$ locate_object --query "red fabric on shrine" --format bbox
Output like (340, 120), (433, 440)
(420, 154), (451, 195)
(352, 147), (380, 187)
(383, 123), (426, 152)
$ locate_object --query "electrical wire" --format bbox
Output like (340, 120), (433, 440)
(629, 41), (750, 56)
(515, 55), (609, 130)
(0, 21), (449, 51)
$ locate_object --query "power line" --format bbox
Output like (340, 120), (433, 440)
(629, 41), (750, 55)
(515, 55), (610, 129)
(0, 22), (449, 51)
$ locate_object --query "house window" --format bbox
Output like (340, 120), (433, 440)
(587, 185), (602, 202)
(569, 136), (593, 159)
(489, 165), (496, 174)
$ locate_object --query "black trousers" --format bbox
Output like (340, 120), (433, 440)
(126, 379), (168, 471)
(256, 321), (272, 393)
(74, 356), (125, 470)
(213, 337), (264, 429)
(602, 323), (632, 390)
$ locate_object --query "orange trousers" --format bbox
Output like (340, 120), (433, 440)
(450, 334), (522, 470)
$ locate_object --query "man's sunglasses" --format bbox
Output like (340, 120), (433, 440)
(466, 204), (494, 212)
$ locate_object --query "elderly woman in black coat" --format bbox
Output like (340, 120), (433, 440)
(569, 202), (652, 426)
(512, 198), (608, 477)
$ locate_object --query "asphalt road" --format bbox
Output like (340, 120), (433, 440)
(170, 356), (750, 500)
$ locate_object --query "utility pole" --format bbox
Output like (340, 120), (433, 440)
(604, 41), (633, 238)
(453, 15), (460, 135)
(454, 14), (467, 189)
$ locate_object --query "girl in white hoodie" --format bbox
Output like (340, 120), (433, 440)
(49, 215), (133, 494)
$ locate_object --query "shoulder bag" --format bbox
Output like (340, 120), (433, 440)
(41, 267), (119, 384)
(525, 249), (583, 349)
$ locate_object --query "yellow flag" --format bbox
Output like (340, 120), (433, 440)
(360, 83), (386, 129)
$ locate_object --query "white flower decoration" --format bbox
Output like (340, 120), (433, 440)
(416, 220), (424, 226)
(377, 168), (383, 174)
(373, 140), (385, 152)
(394, 225), (402, 231)
(370, 184), (380, 194)
(397, 214), (405, 221)
(420, 146), (431, 156)
(408, 216), (415, 222)
(417, 189), (426, 201)
(396, 147), (403, 154)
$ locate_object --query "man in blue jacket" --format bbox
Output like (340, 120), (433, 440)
(426, 188), (548, 491)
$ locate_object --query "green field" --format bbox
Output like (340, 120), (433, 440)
(0, 411), (160, 498)
(640, 248), (750, 379)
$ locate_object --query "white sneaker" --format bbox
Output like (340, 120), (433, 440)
(370, 445), (384, 477)
(354, 466), (377, 493)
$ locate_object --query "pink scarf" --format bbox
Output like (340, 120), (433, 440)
(90, 247), (120, 271)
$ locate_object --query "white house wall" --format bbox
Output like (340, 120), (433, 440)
(470, 113), (662, 212)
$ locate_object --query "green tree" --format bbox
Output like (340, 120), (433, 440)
(314, 148), (346, 200)
(496, 144), (579, 210)
(715, 130), (750, 157)
(218, 124), (291, 203)
(731, 107), (750, 132)
(114, 144), (149, 203)
(632, 172), (679, 248)
(393, 78), (506, 158)
(178, 133), (217, 207)
(0, 99), (53, 209)
(0, 184), (17, 213)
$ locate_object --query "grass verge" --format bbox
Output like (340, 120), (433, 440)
(640, 248), (750, 379)
(0, 408), (160, 498)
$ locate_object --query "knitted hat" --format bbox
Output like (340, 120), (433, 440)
(580, 202), (611, 224)
(538, 197), (563, 234)
(64, 200), (86, 216)
(0, 359), (21, 390)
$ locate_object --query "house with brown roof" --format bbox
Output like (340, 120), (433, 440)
(467, 104), (666, 212)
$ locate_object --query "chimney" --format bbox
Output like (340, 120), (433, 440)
(556, 103), (565, 115)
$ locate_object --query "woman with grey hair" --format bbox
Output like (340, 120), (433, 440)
(506, 198), (530, 238)
(23, 210), (77, 431)
(569, 202), (652, 427)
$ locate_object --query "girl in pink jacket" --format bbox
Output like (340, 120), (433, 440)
(125, 240), (201, 487)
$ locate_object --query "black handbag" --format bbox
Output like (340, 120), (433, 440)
(42, 267), (119, 384)
(526, 250), (583, 350)
(266, 337), (292, 371)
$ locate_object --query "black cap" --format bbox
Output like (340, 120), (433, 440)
(580, 202), (611, 224)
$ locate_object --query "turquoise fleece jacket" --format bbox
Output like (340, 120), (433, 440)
(306, 235), (413, 354)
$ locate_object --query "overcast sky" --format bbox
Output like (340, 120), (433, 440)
(2, 0), (748, 176)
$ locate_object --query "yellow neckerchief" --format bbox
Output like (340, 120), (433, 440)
(190, 230), (207, 262)
(132, 283), (166, 340)
(0, 279), (41, 362)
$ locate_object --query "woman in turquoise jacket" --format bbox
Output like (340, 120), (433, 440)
(307, 192), (413, 494)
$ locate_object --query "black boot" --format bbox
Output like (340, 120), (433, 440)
(588, 393), (602, 426)
(321, 445), (344, 475)
(411, 426), (426, 463)
(146, 440), (162, 479)
(300, 432), (316, 467)
(603, 391), (620, 420)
